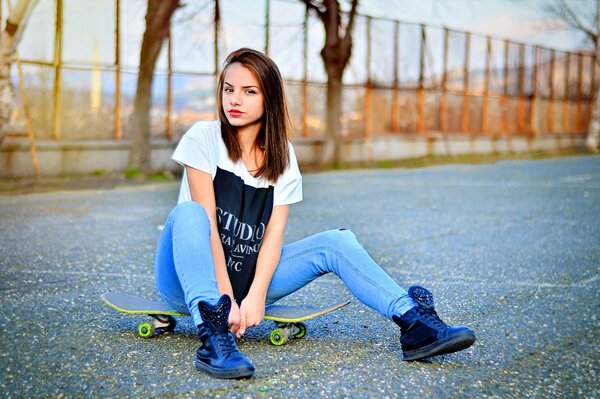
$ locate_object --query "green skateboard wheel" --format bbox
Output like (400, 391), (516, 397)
(138, 322), (155, 338)
(269, 328), (289, 346)
(293, 322), (307, 339)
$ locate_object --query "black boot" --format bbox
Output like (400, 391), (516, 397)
(194, 295), (255, 379)
(393, 286), (476, 361)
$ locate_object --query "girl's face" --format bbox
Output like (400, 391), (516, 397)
(222, 62), (264, 129)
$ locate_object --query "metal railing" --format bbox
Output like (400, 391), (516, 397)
(10, 0), (597, 143)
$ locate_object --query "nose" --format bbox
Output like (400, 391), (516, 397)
(230, 91), (241, 106)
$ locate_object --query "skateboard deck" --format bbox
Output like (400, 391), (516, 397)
(101, 292), (350, 345)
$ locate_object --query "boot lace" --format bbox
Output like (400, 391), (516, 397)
(214, 330), (238, 358)
(417, 306), (448, 330)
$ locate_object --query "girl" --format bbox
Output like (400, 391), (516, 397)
(155, 48), (475, 379)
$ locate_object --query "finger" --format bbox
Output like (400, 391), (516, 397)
(228, 315), (239, 334)
(246, 316), (258, 329)
(238, 315), (247, 338)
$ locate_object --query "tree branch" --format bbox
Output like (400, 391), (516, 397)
(299, 0), (324, 18)
(546, 0), (597, 43)
(343, 0), (359, 43)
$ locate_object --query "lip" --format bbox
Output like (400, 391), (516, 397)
(228, 110), (243, 118)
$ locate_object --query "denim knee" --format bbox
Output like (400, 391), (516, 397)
(169, 201), (210, 229)
(317, 228), (358, 249)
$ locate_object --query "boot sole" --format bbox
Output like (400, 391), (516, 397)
(402, 330), (476, 361)
(194, 360), (255, 379)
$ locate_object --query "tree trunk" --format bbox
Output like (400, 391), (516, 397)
(0, 0), (37, 141)
(127, 0), (179, 173)
(312, 0), (358, 167)
(324, 76), (343, 165)
(321, 44), (352, 168)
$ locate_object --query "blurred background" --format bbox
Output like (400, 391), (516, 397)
(0, 0), (597, 177)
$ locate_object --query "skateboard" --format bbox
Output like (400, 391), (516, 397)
(101, 292), (350, 346)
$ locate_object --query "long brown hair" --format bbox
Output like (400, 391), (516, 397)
(217, 48), (291, 182)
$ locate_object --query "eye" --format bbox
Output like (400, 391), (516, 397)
(245, 89), (257, 95)
(224, 87), (233, 93)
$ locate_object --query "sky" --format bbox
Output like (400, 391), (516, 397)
(358, 0), (593, 52)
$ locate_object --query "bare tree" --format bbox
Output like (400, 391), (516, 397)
(545, 0), (600, 152)
(0, 0), (38, 142)
(301, 0), (359, 167)
(127, 0), (181, 174)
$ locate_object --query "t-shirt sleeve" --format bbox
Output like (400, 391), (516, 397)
(274, 142), (303, 206)
(172, 122), (217, 176)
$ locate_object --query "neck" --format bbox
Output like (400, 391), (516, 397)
(237, 121), (262, 153)
(236, 121), (264, 175)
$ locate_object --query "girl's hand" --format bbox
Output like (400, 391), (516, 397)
(228, 300), (241, 334)
(236, 293), (266, 338)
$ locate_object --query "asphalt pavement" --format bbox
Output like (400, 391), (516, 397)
(1, 155), (598, 398)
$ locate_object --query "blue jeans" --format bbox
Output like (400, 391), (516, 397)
(155, 202), (417, 326)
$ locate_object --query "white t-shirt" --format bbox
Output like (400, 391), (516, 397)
(172, 120), (303, 300)
(173, 121), (302, 205)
